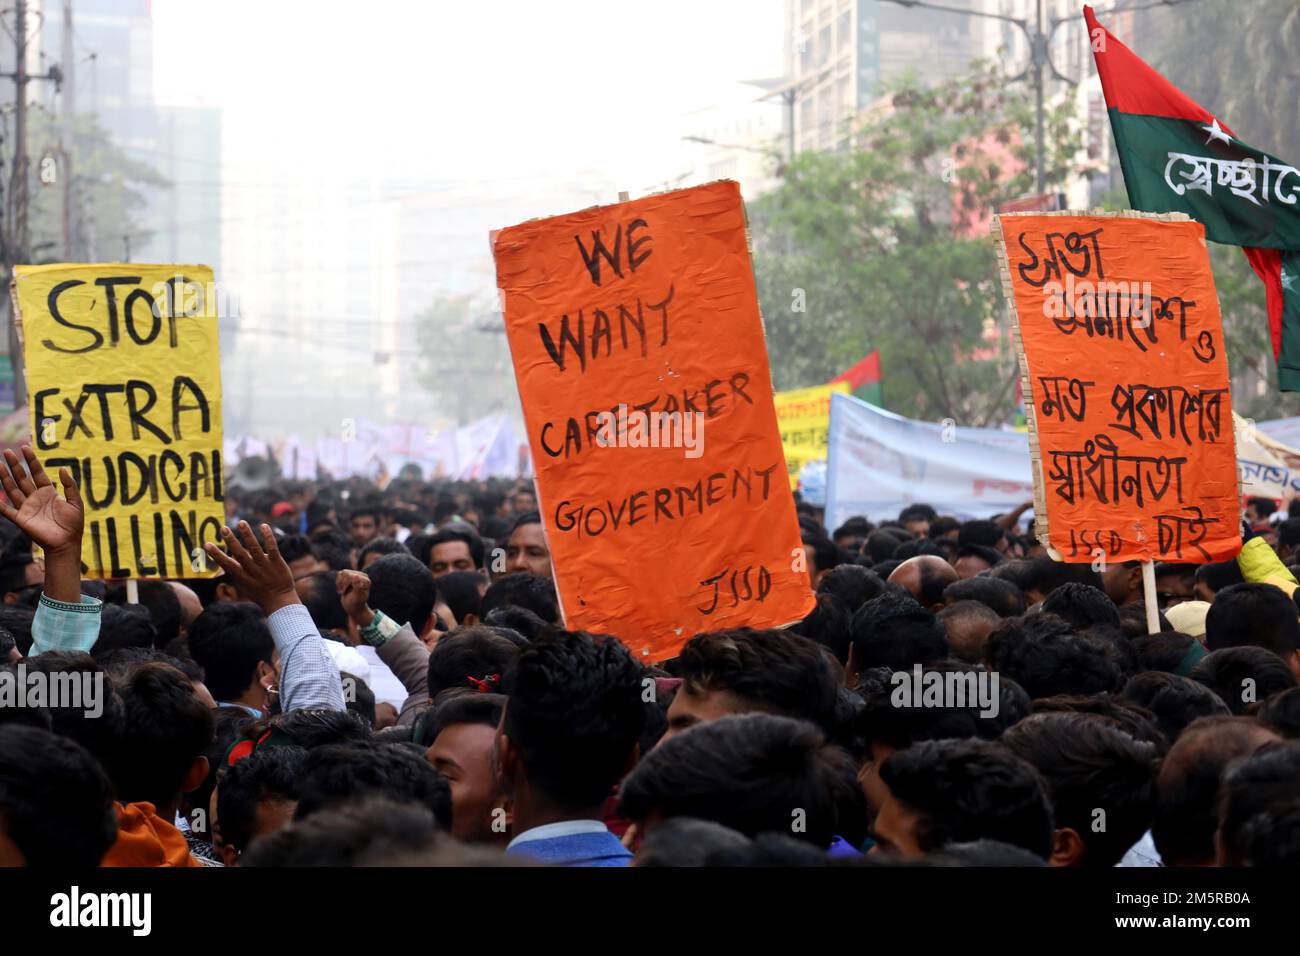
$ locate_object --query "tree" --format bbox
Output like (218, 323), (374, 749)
(748, 61), (1084, 425)
(413, 295), (516, 425)
(19, 107), (168, 262)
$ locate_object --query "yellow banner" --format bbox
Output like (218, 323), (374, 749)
(13, 263), (224, 579)
(774, 382), (849, 489)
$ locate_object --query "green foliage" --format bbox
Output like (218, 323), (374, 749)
(749, 62), (1083, 425)
(413, 295), (514, 424)
(21, 108), (168, 262)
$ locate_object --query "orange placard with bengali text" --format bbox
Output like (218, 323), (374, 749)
(993, 211), (1240, 564)
(492, 181), (814, 661)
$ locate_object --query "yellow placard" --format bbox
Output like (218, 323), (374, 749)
(13, 263), (224, 579)
(774, 382), (849, 489)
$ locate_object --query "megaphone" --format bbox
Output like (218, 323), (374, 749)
(232, 455), (275, 490)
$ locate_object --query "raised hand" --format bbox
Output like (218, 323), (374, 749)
(203, 521), (299, 616)
(336, 569), (374, 626)
(0, 445), (84, 556)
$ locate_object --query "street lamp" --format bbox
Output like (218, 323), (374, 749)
(881, 0), (1197, 194)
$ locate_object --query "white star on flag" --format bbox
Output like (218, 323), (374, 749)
(1202, 118), (1232, 146)
(1283, 267), (1297, 293)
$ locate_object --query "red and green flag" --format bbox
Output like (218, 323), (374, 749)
(830, 349), (882, 406)
(1085, 5), (1300, 391)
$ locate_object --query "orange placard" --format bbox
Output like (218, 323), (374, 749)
(993, 211), (1240, 564)
(492, 180), (814, 661)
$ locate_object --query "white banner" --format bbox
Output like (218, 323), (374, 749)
(825, 393), (1036, 528)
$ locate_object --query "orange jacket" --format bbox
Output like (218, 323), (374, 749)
(101, 802), (204, 868)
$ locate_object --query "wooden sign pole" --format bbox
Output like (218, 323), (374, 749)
(1141, 560), (1159, 635)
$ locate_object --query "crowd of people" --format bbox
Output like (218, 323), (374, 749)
(2, 444), (1300, 868)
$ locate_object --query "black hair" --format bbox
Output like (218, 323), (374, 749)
(91, 603), (159, 656)
(0, 725), (117, 866)
(1153, 715), (1279, 865)
(1016, 556), (1103, 597)
(1002, 712), (1157, 867)
(942, 575), (1026, 618)
(877, 738), (1053, 859)
(633, 816), (754, 866)
(899, 504), (938, 524)
(294, 741), (452, 830)
(1255, 686), (1300, 738)
(954, 544), (1003, 570)
(436, 570), (486, 626)
(501, 631), (645, 809)
(1191, 646), (1300, 715)
(957, 520), (1003, 549)
(366, 554), (438, 636)
(121, 581), (183, 647)
(815, 564), (885, 612)
(1040, 582), (1121, 630)
(1238, 800), (1300, 865)
(856, 660), (1027, 749)
(343, 672), (376, 728)
(428, 692), (506, 740)
(295, 570), (349, 633)
(865, 530), (907, 563)
(480, 573), (559, 624)
(216, 745), (307, 855)
(932, 839), (1049, 866)
(242, 797), (442, 867)
(674, 628), (840, 733)
(426, 528), (486, 570)
(427, 626), (520, 698)
(1247, 496), (1278, 518)
(359, 537), (410, 569)
(618, 713), (864, 848)
(1278, 518), (1300, 548)
(1205, 583), (1300, 659)
(509, 511), (542, 535)
(1218, 742), (1300, 865)
(849, 592), (948, 672)
(481, 605), (547, 642)
(0, 605), (34, 656)
(1193, 559), (1245, 595)
(1120, 672), (1230, 743)
(791, 591), (854, 662)
(989, 613), (1122, 699)
(188, 602), (275, 702)
(107, 662), (215, 809)
(265, 707), (372, 750)
(278, 534), (317, 565)
(802, 533), (841, 574)
(1132, 630), (1205, 673)
(18, 652), (123, 758)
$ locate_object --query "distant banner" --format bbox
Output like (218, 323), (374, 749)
(825, 392), (1036, 529)
(13, 263), (224, 579)
(774, 382), (848, 489)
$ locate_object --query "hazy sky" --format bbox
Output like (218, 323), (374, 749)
(153, 0), (787, 193)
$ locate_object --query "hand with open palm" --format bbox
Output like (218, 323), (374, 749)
(0, 445), (84, 556)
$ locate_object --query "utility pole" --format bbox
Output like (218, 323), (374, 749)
(0, 0), (64, 407)
(60, 0), (75, 260)
(882, 0), (1078, 197)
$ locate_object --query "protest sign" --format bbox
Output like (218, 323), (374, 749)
(825, 391), (1036, 529)
(492, 180), (813, 661)
(12, 264), (224, 579)
(992, 211), (1240, 565)
(775, 382), (848, 489)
